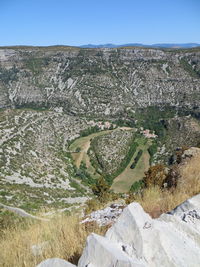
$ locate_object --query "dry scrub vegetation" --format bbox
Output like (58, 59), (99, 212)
(130, 153), (200, 217)
(0, 214), (106, 267)
(0, 153), (200, 267)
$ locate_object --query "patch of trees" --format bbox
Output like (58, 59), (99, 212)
(130, 149), (143, 169)
(113, 119), (135, 128)
(148, 142), (158, 164)
(75, 162), (95, 186)
(0, 66), (19, 84)
(104, 141), (139, 184)
(143, 164), (179, 189)
(79, 126), (100, 137)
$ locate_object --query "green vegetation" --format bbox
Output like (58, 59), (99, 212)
(130, 180), (144, 192)
(24, 57), (50, 75)
(75, 147), (81, 152)
(15, 103), (50, 110)
(111, 137), (151, 192)
(148, 141), (158, 164)
(75, 162), (95, 186)
(79, 126), (100, 137)
(0, 66), (19, 84)
(103, 141), (139, 184)
(143, 164), (167, 188)
(92, 177), (110, 200)
(133, 106), (174, 137)
(130, 149), (143, 169)
(180, 58), (200, 78)
(85, 176), (119, 214)
(113, 119), (135, 128)
(0, 209), (33, 236)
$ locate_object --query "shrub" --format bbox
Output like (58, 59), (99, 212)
(92, 177), (110, 202)
(75, 147), (81, 152)
(75, 162), (95, 186)
(175, 146), (189, 164)
(84, 198), (101, 214)
(0, 66), (19, 84)
(148, 142), (158, 164)
(143, 164), (168, 188)
(164, 165), (180, 188)
(130, 180), (144, 192)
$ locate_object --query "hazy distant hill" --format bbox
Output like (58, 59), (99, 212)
(80, 43), (200, 48)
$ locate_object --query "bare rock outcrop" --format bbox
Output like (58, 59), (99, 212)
(0, 47), (200, 116)
(37, 258), (76, 267)
(41, 194), (200, 267)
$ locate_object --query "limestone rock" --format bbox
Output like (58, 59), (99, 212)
(79, 195), (200, 267)
(81, 203), (125, 226)
(36, 258), (76, 267)
(78, 233), (144, 267)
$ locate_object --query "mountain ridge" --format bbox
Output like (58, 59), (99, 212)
(80, 43), (200, 48)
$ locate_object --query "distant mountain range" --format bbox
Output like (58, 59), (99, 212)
(80, 43), (200, 49)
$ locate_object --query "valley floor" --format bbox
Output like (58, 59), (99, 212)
(111, 138), (151, 192)
(69, 129), (151, 192)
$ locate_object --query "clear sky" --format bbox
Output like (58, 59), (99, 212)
(0, 0), (200, 46)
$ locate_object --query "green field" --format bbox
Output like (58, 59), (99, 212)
(69, 129), (151, 192)
(111, 138), (151, 192)
(69, 130), (111, 179)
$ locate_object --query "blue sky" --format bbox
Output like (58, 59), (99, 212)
(0, 0), (200, 46)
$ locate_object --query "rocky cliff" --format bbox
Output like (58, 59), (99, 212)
(37, 193), (200, 267)
(0, 46), (200, 117)
(1, 46), (200, 209)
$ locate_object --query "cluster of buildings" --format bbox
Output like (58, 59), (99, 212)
(141, 129), (157, 138)
(88, 120), (116, 130)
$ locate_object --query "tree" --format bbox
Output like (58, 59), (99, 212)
(144, 164), (168, 188)
(92, 177), (110, 201)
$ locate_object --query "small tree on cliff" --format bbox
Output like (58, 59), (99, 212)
(92, 176), (110, 202)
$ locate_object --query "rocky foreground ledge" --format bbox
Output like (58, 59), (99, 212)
(37, 194), (200, 267)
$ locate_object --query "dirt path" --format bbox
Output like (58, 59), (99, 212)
(69, 130), (111, 171)
(0, 203), (49, 221)
(75, 140), (91, 168)
(70, 127), (133, 169)
(69, 127), (149, 192)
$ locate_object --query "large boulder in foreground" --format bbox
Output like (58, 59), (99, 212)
(37, 193), (200, 267)
(36, 258), (76, 267)
(78, 194), (200, 267)
(78, 233), (144, 267)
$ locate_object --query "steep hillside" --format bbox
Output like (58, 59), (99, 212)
(0, 46), (200, 117)
(153, 116), (200, 164)
(0, 108), (97, 209)
(1, 46), (200, 209)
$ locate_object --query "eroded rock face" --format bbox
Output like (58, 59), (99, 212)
(0, 47), (200, 116)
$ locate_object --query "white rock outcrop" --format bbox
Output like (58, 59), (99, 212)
(36, 258), (76, 267)
(78, 233), (144, 267)
(37, 194), (200, 267)
(81, 203), (125, 226)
